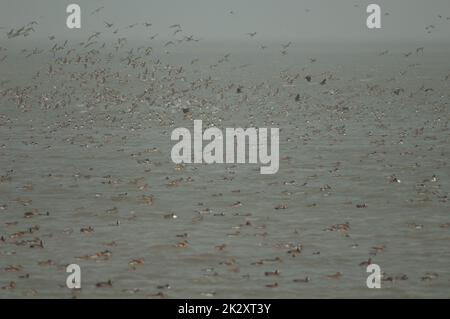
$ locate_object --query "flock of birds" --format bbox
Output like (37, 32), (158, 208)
(0, 7), (449, 298)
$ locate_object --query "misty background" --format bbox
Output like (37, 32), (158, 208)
(1, 0), (449, 43)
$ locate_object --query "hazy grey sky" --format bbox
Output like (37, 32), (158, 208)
(1, 0), (449, 42)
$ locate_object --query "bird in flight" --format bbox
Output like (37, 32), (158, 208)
(247, 32), (257, 37)
(104, 21), (114, 28)
(184, 35), (199, 42)
(282, 42), (291, 50)
(169, 24), (181, 29)
(88, 32), (101, 42)
(91, 7), (104, 15)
